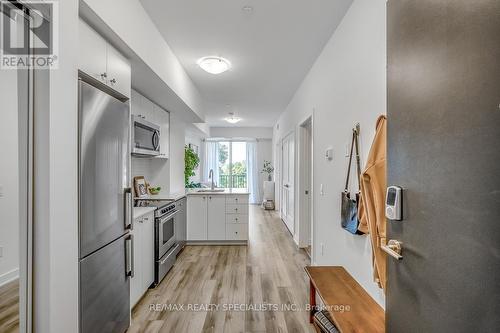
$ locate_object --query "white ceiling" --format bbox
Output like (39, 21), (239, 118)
(140, 0), (353, 127)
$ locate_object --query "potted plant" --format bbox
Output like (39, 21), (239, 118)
(185, 145), (201, 188)
(261, 160), (274, 181)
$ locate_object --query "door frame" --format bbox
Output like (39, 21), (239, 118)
(297, 116), (314, 253)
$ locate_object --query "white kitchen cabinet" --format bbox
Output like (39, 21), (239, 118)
(207, 196), (226, 240)
(79, 20), (107, 84)
(187, 193), (249, 242)
(226, 204), (249, 215)
(226, 223), (248, 241)
(153, 104), (170, 159)
(78, 19), (131, 98)
(106, 45), (131, 98)
(187, 196), (207, 240)
(130, 211), (155, 308)
(141, 214), (155, 291)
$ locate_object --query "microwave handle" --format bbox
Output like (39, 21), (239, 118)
(152, 130), (160, 151)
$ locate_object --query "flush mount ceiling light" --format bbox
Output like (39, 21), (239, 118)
(242, 5), (254, 14)
(225, 112), (242, 124)
(197, 56), (231, 75)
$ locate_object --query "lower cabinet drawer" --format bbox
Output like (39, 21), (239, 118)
(226, 204), (249, 215)
(226, 223), (248, 241)
(226, 214), (248, 224)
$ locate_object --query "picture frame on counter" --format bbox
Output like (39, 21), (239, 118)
(134, 176), (148, 198)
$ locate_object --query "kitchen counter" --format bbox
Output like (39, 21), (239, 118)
(135, 189), (249, 201)
(185, 188), (250, 196)
(133, 207), (156, 220)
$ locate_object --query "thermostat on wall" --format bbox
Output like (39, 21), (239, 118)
(325, 147), (333, 161)
(386, 186), (403, 221)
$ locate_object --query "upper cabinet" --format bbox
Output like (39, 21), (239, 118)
(79, 20), (131, 99)
(131, 89), (170, 159)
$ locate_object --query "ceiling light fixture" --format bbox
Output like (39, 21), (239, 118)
(225, 112), (242, 124)
(242, 5), (254, 14)
(197, 56), (231, 75)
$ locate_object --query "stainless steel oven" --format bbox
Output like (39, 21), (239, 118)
(131, 115), (160, 156)
(155, 203), (177, 258)
(154, 202), (179, 285)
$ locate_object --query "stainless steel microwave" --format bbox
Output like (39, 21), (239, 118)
(131, 115), (160, 156)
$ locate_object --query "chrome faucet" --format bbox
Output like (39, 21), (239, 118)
(209, 169), (215, 190)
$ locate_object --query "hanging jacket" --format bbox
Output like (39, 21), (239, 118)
(358, 115), (387, 290)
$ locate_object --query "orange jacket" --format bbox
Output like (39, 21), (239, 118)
(358, 115), (387, 290)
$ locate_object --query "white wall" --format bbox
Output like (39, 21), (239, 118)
(210, 127), (273, 139)
(169, 113), (187, 192)
(273, 0), (386, 306)
(185, 129), (205, 184)
(82, 0), (205, 121)
(0, 67), (19, 286)
(33, 0), (80, 331)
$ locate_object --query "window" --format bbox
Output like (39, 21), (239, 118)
(217, 141), (247, 189)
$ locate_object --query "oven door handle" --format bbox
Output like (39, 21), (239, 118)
(158, 210), (179, 224)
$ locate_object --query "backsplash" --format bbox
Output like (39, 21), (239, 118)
(132, 157), (170, 195)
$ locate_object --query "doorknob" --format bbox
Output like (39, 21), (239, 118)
(381, 240), (403, 260)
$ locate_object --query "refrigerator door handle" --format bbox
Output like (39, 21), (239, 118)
(125, 188), (133, 230)
(125, 234), (134, 277)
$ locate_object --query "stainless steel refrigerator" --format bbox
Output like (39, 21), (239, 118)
(78, 79), (133, 333)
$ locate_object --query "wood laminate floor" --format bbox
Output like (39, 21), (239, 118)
(130, 205), (314, 333)
(0, 279), (19, 333)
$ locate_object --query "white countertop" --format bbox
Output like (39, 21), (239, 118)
(133, 207), (156, 220)
(134, 188), (249, 203)
(185, 188), (250, 195)
(134, 192), (186, 202)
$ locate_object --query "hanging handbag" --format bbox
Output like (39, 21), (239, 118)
(341, 127), (364, 235)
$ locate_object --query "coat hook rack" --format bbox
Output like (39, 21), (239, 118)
(354, 123), (361, 135)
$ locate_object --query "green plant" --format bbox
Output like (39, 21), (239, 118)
(185, 145), (200, 188)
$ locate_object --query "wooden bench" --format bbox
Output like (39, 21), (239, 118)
(305, 266), (385, 333)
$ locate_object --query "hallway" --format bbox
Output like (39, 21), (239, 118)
(130, 205), (313, 333)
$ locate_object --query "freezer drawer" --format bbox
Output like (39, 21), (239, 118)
(80, 234), (131, 333)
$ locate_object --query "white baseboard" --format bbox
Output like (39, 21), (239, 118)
(0, 268), (19, 287)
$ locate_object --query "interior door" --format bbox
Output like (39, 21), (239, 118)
(281, 133), (295, 234)
(387, 1), (500, 332)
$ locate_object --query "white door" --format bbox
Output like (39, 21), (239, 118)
(281, 133), (295, 234)
(187, 196), (208, 240)
(207, 196), (226, 240)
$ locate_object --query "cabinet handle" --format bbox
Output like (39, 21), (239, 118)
(235, 232), (238, 234)
(110, 78), (117, 84)
(235, 218), (238, 221)
(100, 72), (107, 80)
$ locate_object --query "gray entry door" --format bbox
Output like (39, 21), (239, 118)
(386, 1), (500, 332)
